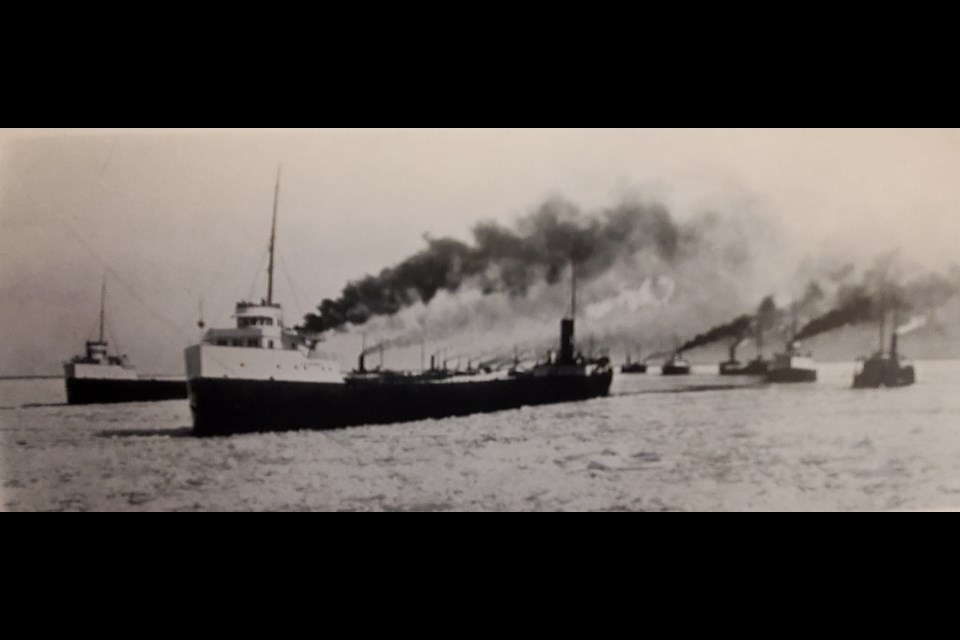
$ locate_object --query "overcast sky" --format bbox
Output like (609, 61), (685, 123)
(1, 128), (958, 375)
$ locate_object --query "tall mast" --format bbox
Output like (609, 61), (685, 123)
(267, 165), (282, 305)
(99, 275), (106, 343)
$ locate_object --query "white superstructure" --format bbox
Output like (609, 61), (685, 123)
(184, 167), (343, 386)
(64, 341), (138, 380)
(64, 278), (138, 381)
(185, 301), (343, 383)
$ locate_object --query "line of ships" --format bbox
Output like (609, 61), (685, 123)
(617, 316), (914, 390)
(62, 176), (920, 436)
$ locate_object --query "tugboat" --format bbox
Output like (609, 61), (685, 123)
(64, 278), (187, 404)
(621, 349), (648, 374)
(661, 351), (691, 376)
(853, 311), (916, 389)
(184, 172), (614, 436)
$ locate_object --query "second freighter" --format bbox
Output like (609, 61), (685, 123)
(65, 278), (187, 404)
(184, 174), (613, 436)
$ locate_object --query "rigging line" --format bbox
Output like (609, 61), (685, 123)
(50, 215), (197, 345)
(107, 325), (126, 357)
(246, 248), (270, 303)
(278, 252), (305, 320)
(194, 247), (270, 330)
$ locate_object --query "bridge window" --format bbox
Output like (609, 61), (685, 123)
(247, 339), (259, 348)
(239, 317), (275, 327)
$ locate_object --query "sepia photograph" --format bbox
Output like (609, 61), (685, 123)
(1, 127), (958, 511)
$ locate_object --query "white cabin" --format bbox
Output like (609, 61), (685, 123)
(202, 302), (296, 351)
(185, 169), (343, 385)
(64, 340), (138, 380)
(186, 301), (343, 384)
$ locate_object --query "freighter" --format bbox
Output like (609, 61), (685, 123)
(64, 279), (187, 404)
(661, 351), (691, 376)
(621, 349), (648, 374)
(853, 311), (916, 389)
(184, 175), (613, 436)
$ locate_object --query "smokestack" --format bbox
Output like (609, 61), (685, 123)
(358, 353), (366, 373)
(430, 355), (436, 371)
(560, 318), (575, 364)
(891, 331), (899, 359)
(560, 260), (577, 365)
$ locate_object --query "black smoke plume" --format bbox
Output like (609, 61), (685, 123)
(794, 287), (879, 341)
(791, 250), (960, 342)
(303, 199), (684, 333)
(793, 267), (960, 341)
(678, 295), (787, 353)
(755, 295), (780, 332)
(679, 315), (754, 352)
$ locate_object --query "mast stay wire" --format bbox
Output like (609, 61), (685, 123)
(49, 213), (198, 346)
(278, 252), (306, 323)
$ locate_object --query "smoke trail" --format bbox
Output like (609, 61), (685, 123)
(797, 281), (826, 311)
(305, 194), (826, 368)
(795, 286), (878, 341)
(792, 252), (960, 341)
(679, 315), (753, 352)
(302, 199), (684, 333)
(677, 294), (787, 353)
(755, 295), (780, 332)
(896, 316), (928, 336)
(585, 276), (675, 320)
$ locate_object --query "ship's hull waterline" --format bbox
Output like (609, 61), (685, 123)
(65, 377), (188, 405)
(620, 365), (648, 374)
(765, 369), (818, 384)
(853, 362), (916, 389)
(661, 366), (691, 376)
(719, 360), (770, 376)
(188, 371), (614, 436)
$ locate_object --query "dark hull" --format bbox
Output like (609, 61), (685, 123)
(621, 364), (648, 374)
(853, 363), (916, 389)
(189, 371), (614, 436)
(720, 360), (769, 376)
(65, 377), (188, 405)
(766, 369), (817, 384)
(661, 366), (691, 376)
